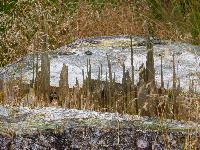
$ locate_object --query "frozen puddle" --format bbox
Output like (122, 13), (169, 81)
(1, 36), (200, 90)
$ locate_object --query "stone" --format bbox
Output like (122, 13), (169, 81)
(85, 50), (93, 55)
(0, 106), (199, 149)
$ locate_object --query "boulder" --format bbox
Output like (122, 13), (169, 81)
(0, 106), (199, 149)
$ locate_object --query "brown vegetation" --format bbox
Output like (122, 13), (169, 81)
(1, 0), (199, 67)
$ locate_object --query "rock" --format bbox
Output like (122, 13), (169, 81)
(85, 50), (93, 55)
(0, 106), (199, 149)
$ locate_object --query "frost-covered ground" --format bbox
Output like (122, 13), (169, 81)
(0, 36), (200, 91)
(2, 105), (200, 150)
(0, 105), (199, 149)
(0, 105), (199, 136)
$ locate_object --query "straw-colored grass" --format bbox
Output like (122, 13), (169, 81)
(1, 0), (199, 67)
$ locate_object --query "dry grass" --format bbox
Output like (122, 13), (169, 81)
(1, 0), (199, 67)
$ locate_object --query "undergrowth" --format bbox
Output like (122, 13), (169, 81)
(0, 0), (199, 67)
